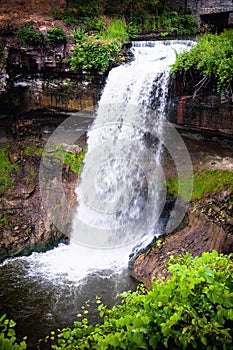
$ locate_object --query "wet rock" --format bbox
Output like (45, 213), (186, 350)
(8, 149), (21, 164)
(131, 188), (233, 289)
(0, 137), (77, 263)
(168, 70), (233, 135)
(60, 143), (82, 155)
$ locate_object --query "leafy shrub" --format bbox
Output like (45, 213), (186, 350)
(16, 24), (43, 46)
(0, 314), (27, 350)
(82, 17), (97, 31)
(128, 10), (150, 33)
(152, 11), (197, 36)
(72, 27), (88, 43)
(127, 22), (140, 39)
(45, 251), (233, 349)
(170, 29), (233, 92)
(47, 26), (66, 45)
(176, 14), (198, 36)
(77, 1), (101, 18)
(50, 145), (87, 174)
(52, 9), (78, 26)
(82, 16), (106, 33)
(65, 1), (197, 37)
(62, 11), (78, 26)
(70, 18), (128, 72)
(94, 16), (107, 33)
(70, 39), (120, 71)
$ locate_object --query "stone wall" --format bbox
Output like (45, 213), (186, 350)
(169, 0), (233, 27)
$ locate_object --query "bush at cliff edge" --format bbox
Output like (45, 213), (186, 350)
(46, 250), (233, 349)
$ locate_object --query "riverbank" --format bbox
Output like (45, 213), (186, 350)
(131, 132), (233, 286)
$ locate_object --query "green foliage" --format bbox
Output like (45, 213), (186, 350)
(60, 146), (86, 174)
(66, 0), (196, 38)
(76, 0), (101, 18)
(170, 29), (233, 92)
(127, 10), (197, 37)
(16, 24), (43, 46)
(23, 145), (43, 157)
(175, 13), (198, 36)
(70, 38), (120, 72)
(126, 22), (140, 39)
(0, 147), (19, 192)
(82, 16), (106, 33)
(47, 26), (66, 45)
(52, 8), (64, 20)
(52, 9), (78, 27)
(153, 12), (197, 37)
(105, 18), (128, 43)
(93, 16), (107, 33)
(70, 17), (128, 71)
(43, 251), (233, 349)
(0, 210), (13, 228)
(0, 314), (27, 350)
(62, 11), (78, 27)
(72, 27), (88, 43)
(166, 169), (233, 200)
(128, 10), (151, 33)
(46, 145), (87, 174)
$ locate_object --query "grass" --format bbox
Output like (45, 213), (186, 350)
(25, 169), (36, 184)
(0, 210), (13, 229)
(0, 148), (19, 192)
(24, 145), (44, 157)
(166, 169), (233, 200)
(104, 18), (129, 42)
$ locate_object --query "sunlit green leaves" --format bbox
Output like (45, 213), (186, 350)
(0, 314), (27, 350)
(170, 29), (233, 92)
(43, 251), (232, 349)
(70, 39), (120, 72)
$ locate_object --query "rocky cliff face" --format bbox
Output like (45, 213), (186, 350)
(0, 136), (81, 263)
(168, 70), (233, 135)
(131, 187), (233, 288)
(0, 34), (106, 133)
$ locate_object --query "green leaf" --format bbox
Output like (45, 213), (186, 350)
(9, 320), (16, 328)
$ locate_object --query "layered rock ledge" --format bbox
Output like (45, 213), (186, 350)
(131, 185), (233, 289)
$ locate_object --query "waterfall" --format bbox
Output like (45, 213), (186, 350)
(71, 40), (194, 256)
(1, 40), (194, 283)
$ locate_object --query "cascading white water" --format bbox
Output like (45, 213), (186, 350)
(71, 40), (194, 265)
(1, 41), (194, 283)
